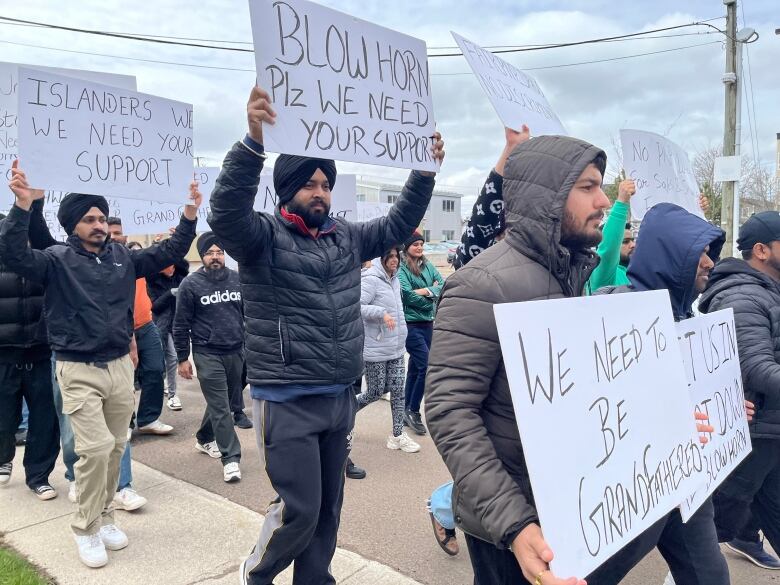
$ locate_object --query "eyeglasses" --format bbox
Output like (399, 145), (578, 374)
(203, 251), (225, 258)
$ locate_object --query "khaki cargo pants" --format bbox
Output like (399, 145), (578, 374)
(56, 356), (135, 536)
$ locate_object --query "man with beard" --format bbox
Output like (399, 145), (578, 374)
(1, 160), (199, 568)
(699, 210), (780, 571)
(173, 232), (244, 483)
(209, 86), (444, 585)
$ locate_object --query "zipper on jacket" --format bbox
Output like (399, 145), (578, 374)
(316, 238), (339, 378)
(277, 319), (286, 365)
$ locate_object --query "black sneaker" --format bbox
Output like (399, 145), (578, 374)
(0, 462), (11, 486)
(234, 411), (253, 429)
(404, 411), (427, 436)
(346, 458), (366, 480)
(726, 538), (780, 570)
(32, 484), (57, 501)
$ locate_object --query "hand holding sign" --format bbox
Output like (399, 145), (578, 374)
(8, 159), (44, 210)
(183, 180), (203, 220)
(695, 410), (714, 445)
(420, 131), (444, 177)
(247, 86), (277, 144)
(497, 124), (530, 176)
(617, 179), (636, 204)
(512, 525), (585, 585)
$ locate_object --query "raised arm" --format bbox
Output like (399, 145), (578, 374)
(586, 179), (633, 294)
(353, 135), (445, 262)
(208, 86), (276, 263)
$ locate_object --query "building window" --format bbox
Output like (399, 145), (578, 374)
(442, 199), (455, 213)
(423, 230), (432, 242)
(386, 194), (399, 204)
(357, 193), (366, 202)
(442, 230), (455, 241)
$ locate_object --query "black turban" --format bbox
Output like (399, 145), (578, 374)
(197, 231), (221, 258)
(273, 154), (337, 206)
(57, 193), (110, 236)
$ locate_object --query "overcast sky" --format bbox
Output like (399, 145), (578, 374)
(3, 0), (777, 207)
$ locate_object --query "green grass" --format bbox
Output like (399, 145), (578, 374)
(0, 547), (50, 585)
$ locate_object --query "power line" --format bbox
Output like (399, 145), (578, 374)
(740, 1), (761, 165)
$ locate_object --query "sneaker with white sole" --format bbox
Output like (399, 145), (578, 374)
(167, 395), (182, 411)
(223, 462), (241, 483)
(387, 432), (421, 453)
(99, 524), (129, 551)
(238, 558), (248, 584)
(137, 420), (173, 435)
(68, 481), (78, 504)
(32, 484), (57, 501)
(113, 488), (147, 511)
(0, 462), (11, 486)
(74, 533), (108, 568)
(195, 440), (222, 459)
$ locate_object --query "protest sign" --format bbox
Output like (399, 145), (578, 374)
(248, 0), (438, 172)
(1, 62), (136, 210)
(494, 290), (701, 577)
(451, 32), (566, 137)
(356, 201), (393, 222)
(121, 170), (358, 236)
(620, 129), (702, 220)
(676, 309), (751, 520)
(17, 67), (194, 203)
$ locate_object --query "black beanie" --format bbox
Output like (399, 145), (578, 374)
(404, 231), (425, 249)
(57, 193), (110, 236)
(273, 154), (337, 206)
(197, 232), (221, 258)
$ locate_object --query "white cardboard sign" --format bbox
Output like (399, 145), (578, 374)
(451, 32), (566, 137)
(356, 201), (393, 222)
(17, 67), (194, 203)
(494, 290), (702, 578)
(1, 63), (137, 211)
(248, 0), (438, 171)
(676, 309), (751, 520)
(620, 129), (702, 220)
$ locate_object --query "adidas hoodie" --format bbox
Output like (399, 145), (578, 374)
(172, 266), (244, 361)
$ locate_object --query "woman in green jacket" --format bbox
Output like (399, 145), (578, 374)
(398, 231), (443, 435)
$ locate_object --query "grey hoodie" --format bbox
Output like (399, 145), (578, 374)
(360, 257), (407, 362)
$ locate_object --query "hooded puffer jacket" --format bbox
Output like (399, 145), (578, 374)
(361, 258), (407, 362)
(699, 258), (780, 440)
(426, 136), (605, 548)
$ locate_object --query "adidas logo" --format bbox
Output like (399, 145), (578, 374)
(200, 290), (242, 305)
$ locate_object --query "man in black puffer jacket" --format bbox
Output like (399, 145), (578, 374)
(0, 200), (60, 499)
(698, 211), (780, 570)
(211, 87), (444, 585)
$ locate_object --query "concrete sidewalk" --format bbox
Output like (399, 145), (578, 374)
(0, 450), (422, 585)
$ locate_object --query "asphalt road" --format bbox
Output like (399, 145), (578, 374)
(131, 380), (776, 585)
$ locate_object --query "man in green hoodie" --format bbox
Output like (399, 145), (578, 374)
(586, 179), (635, 293)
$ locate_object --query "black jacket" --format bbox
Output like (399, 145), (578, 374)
(0, 204), (197, 363)
(146, 259), (189, 335)
(208, 142), (435, 390)
(699, 258), (780, 440)
(172, 266), (244, 361)
(0, 200), (55, 363)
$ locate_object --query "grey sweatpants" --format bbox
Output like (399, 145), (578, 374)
(244, 389), (356, 585)
(192, 352), (243, 464)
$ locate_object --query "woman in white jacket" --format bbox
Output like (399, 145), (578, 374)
(358, 248), (420, 453)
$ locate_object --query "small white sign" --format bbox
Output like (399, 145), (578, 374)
(714, 155), (742, 183)
(494, 290), (701, 578)
(676, 309), (751, 520)
(356, 201), (393, 222)
(17, 67), (194, 203)
(620, 129), (702, 220)
(451, 32), (566, 137)
(248, 0), (438, 172)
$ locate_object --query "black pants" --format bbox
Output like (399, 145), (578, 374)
(714, 438), (780, 553)
(193, 352), (243, 464)
(135, 321), (166, 427)
(245, 389), (356, 585)
(466, 502), (727, 585)
(0, 359), (60, 488)
(231, 365), (247, 415)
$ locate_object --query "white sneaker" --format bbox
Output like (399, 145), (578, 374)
(74, 533), (108, 568)
(0, 462), (12, 486)
(113, 487), (147, 511)
(137, 419), (173, 435)
(195, 440), (222, 459)
(387, 432), (421, 453)
(68, 481), (78, 503)
(167, 395), (182, 411)
(99, 524), (129, 551)
(223, 462), (241, 483)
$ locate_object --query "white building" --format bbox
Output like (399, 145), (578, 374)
(356, 179), (463, 242)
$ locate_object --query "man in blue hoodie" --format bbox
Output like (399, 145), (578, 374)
(596, 202), (729, 585)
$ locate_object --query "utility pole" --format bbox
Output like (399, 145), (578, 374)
(720, 0), (738, 255)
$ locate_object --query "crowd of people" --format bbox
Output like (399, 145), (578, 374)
(0, 83), (777, 585)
